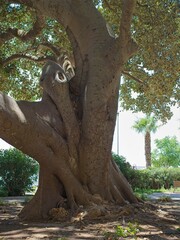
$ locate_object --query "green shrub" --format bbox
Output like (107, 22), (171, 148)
(112, 153), (136, 182)
(0, 188), (8, 197)
(0, 148), (39, 196)
(112, 153), (180, 191)
(152, 136), (180, 168)
(129, 167), (180, 190)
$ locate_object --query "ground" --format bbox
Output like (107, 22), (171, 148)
(0, 195), (180, 240)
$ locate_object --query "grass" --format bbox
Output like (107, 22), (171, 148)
(134, 187), (180, 195)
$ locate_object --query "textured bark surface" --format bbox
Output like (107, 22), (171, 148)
(0, 0), (138, 220)
(145, 132), (151, 168)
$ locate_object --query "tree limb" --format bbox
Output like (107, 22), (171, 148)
(1, 54), (55, 66)
(122, 70), (144, 84)
(0, 91), (68, 162)
(118, 0), (138, 60)
(119, 0), (136, 42)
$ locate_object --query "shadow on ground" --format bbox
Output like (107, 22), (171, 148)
(0, 194), (180, 239)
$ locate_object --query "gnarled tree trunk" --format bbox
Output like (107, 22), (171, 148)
(0, 0), (138, 220)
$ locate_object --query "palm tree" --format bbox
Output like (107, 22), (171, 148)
(132, 115), (158, 168)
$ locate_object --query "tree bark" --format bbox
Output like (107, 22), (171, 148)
(0, 0), (138, 220)
(0, 60), (137, 220)
(145, 131), (151, 168)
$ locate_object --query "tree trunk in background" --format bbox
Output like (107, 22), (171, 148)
(145, 132), (151, 168)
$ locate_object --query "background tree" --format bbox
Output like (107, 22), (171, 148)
(132, 115), (159, 168)
(0, 0), (179, 220)
(0, 148), (38, 196)
(152, 136), (180, 168)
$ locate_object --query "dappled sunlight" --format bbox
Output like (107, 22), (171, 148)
(0, 200), (180, 239)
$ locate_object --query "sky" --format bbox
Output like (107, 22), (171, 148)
(0, 106), (179, 167)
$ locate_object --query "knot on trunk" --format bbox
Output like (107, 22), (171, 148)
(40, 61), (68, 89)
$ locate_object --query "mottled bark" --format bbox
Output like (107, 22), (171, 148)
(0, 0), (138, 220)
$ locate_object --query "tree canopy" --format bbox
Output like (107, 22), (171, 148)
(0, 0), (179, 121)
(152, 136), (180, 168)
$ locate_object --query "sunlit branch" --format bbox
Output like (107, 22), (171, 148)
(2, 54), (55, 66)
(118, 0), (138, 59)
(122, 70), (144, 84)
(119, 0), (136, 39)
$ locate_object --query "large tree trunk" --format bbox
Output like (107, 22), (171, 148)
(0, 0), (138, 220)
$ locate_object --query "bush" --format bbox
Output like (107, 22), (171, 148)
(112, 153), (135, 182)
(112, 153), (180, 191)
(0, 148), (39, 196)
(129, 167), (180, 190)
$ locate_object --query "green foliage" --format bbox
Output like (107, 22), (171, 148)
(100, 0), (180, 121)
(112, 153), (136, 182)
(132, 115), (159, 134)
(0, 188), (8, 197)
(113, 153), (180, 190)
(0, 1), (179, 120)
(130, 167), (180, 190)
(0, 1), (70, 100)
(0, 148), (39, 196)
(104, 222), (140, 239)
(119, 1), (180, 121)
(152, 136), (180, 167)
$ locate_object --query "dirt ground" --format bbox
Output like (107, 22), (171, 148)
(0, 199), (179, 240)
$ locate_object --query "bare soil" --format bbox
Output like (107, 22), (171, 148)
(0, 200), (179, 239)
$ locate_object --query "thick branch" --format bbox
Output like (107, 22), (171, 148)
(119, 0), (136, 42)
(118, 0), (138, 59)
(0, 91), (67, 163)
(1, 54), (55, 66)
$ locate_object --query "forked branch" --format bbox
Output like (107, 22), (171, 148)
(1, 54), (55, 66)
